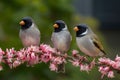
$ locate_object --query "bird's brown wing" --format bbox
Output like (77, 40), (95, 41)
(91, 34), (106, 55)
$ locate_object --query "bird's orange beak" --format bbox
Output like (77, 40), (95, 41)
(73, 27), (79, 31)
(19, 20), (25, 26)
(53, 23), (59, 28)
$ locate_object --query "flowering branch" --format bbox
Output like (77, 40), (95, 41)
(0, 44), (119, 79)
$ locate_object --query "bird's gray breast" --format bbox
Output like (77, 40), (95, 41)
(19, 26), (40, 47)
(76, 35), (99, 56)
(51, 30), (71, 52)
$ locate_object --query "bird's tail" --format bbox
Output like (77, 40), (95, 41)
(99, 47), (120, 57)
(57, 63), (65, 73)
(106, 47), (120, 57)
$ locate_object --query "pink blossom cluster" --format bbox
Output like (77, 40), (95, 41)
(0, 44), (53, 70)
(0, 44), (120, 79)
(71, 50), (95, 72)
(40, 44), (66, 72)
(98, 56), (120, 78)
(0, 46), (41, 69)
(0, 44), (66, 72)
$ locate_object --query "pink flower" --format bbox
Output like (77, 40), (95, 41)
(98, 57), (111, 64)
(17, 50), (26, 60)
(107, 71), (114, 78)
(115, 55), (120, 62)
(6, 48), (16, 58)
(112, 61), (120, 70)
(72, 50), (79, 57)
(27, 46), (40, 53)
(101, 66), (110, 74)
(25, 53), (30, 61)
(29, 52), (39, 65)
(40, 44), (55, 53)
(98, 66), (110, 78)
(72, 60), (79, 67)
(13, 60), (21, 68)
(98, 66), (109, 74)
(49, 63), (58, 71)
(5, 48), (16, 66)
(80, 64), (90, 72)
(98, 57), (116, 66)
(51, 56), (66, 64)
(108, 61), (116, 66)
(30, 52), (36, 60)
(41, 53), (51, 63)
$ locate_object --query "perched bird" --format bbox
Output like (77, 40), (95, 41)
(19, 17), (40, 47)
(51, 20), (72, 73)
(74, 24), (106, 57)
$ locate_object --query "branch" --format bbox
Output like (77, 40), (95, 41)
(0, 44), (119, 79)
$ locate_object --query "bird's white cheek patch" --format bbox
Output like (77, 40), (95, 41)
(81, 29), (88, 35)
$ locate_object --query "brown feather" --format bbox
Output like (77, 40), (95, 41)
(92, 34), (106, 55)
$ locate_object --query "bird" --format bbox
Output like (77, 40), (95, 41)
(73, 24), (106, 57)
(19, 17), (40, 47)
(51, 20), (72, 73)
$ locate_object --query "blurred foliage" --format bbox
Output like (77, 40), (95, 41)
(0, 0), (118, 80)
